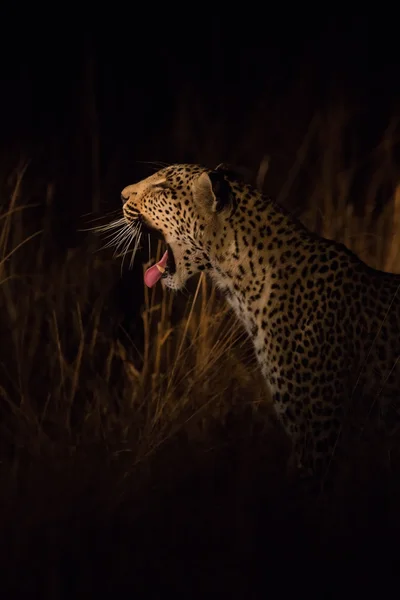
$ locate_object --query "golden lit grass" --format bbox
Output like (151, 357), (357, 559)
(0, 181), (267, 520)
(1, 111), (400, 533)
(299, 111), (400, 273)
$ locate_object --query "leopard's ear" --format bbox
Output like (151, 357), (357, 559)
(192, 170), (233, 214)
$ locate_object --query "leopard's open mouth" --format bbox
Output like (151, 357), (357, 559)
(140, 219), (176, 287)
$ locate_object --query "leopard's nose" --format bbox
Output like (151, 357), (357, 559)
(121, 193), (129, 205)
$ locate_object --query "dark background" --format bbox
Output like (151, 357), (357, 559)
(1, 11), (400, 596)
(1, 13), (399, 209)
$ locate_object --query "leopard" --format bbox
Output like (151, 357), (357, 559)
(119, 162), (400, 482)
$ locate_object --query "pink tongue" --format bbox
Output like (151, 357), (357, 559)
(144, 250), (168, 288)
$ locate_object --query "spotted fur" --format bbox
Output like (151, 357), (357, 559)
(121, 163), (400, 479)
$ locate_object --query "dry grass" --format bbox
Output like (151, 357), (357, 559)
(0, 171), (269, 524)
(1, 112), (400, 594)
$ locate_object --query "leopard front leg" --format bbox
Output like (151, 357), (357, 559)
(272, 390), (343, 485)
(271, 391), (308, 476)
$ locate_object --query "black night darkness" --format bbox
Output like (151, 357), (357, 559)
(1, 11), (400, 596)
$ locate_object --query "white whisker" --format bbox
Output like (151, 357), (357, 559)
(105, 224), (133, 245)
(129, 225), (143, 269)
(100, 227), (129, 243)
(78, 215), (126, 233)
(101, 231), (130, 251)
(120, 231), (135, 274)
(136, 160), (170, 172)
(113, 226), (136, 256)
(81, 208), (121, 219)
(86, 211), (143, 273)
(92, 217), (127, 233)
(97, 221), (134, 253)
